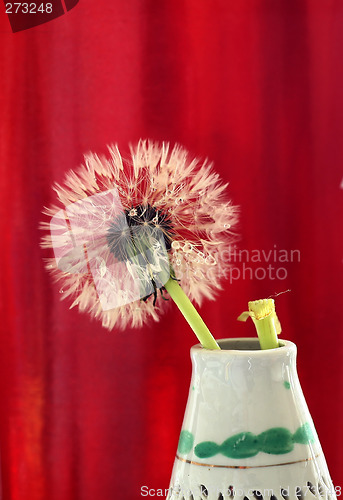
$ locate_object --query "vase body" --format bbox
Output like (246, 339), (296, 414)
(167, 338), (336, 500)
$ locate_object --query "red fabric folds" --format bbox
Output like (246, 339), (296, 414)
(0, 1), (342, 499)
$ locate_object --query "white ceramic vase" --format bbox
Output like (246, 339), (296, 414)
(167, 338), (336, 500)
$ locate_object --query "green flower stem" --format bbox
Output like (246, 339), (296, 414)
(248, 299), (280, 350)
(164, 277), (220, 350)
(251, 316), (279, 350)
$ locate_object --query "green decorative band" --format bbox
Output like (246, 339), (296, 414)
(175, 453), (321, 469)
(177, 423), (315, 459)
(178, 430), (194, 454)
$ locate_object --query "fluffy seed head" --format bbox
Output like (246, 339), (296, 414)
(41, 140), (239, 330)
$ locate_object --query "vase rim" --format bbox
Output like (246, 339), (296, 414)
(191, 337), (296, 356)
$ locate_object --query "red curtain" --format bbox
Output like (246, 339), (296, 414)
(0, 1), (342, 498)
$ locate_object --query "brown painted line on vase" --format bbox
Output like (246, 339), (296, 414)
(175, 453), (321, 469)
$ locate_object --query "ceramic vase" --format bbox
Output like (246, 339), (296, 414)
(167, 338), (336, 500)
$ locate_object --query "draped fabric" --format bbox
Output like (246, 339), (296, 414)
(0, 1), (342, 499)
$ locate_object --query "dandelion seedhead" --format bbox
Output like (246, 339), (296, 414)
(41, 140), (238, 330)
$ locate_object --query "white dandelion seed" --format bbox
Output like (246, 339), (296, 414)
(40, 140), (239, 338)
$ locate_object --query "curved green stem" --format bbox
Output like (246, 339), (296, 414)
(164, 277), (220, 350)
